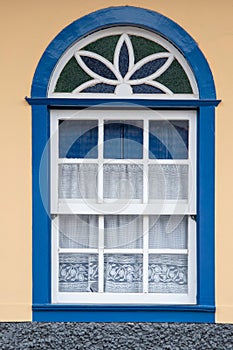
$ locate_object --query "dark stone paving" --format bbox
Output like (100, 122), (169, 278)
(0, 322), (233, 349)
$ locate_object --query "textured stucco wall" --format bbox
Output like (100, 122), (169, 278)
(0, 0), (233, 322)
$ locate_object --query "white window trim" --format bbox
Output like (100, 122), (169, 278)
(51, 108), (196, 305)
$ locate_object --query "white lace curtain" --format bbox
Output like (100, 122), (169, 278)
(59, 163), (187, 201)
(59, 164), (98, 199)
(59, 215), (187, 293)
(103, 164), (143, 200)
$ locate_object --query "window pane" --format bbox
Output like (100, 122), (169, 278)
(104, 120), (143, 159)
(149, 216), (187, 249)
(132, 84), (165, 94)
(103, 164), (143, 200)
(104, 215), (143, 249)
(131, 58), (168, 80)
(149, 120), (188, 159)
(58, 164), (98, 199)
(104, 254), (143, 293)
(59, 254), (98, 292)
(55, 57), (91, 93)
(157, 60), (193, 94)
(84, 35), (120, 62)
(59, 120), (98, 158)
(148, 254), (188, 293)
(148, 164), (188, 200)
(59, 215), (98, 248)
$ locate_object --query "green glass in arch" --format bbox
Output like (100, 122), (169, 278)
(55, 57), (91, 93)
(130, 35), (168, 62)
(157, 59), (193, 93)
(84, 35), (120, 63)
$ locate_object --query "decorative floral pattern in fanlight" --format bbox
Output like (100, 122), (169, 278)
(74, 34), (174, 96)
(54, 32), (194, 96)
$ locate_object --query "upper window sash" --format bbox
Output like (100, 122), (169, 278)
(50, 109), (196, 215)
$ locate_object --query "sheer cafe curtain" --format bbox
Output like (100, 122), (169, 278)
(58, 215), (188, 293)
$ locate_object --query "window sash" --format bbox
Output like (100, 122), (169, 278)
(52, 215), (196, 304)
(50, 109), (196, 215)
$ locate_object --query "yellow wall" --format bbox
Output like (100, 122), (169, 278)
(0, 0), (232, 322)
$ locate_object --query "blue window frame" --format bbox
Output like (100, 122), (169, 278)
(27, 6), (220, 322)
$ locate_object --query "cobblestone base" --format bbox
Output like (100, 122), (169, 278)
(1, 322), (233, 349)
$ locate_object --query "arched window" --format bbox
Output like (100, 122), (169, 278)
(27, 7), (219, 322)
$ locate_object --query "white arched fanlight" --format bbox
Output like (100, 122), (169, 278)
(49, 27), (198, 99)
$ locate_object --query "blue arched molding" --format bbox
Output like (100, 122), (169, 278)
(31, 6), (216, 99)
(28, 6), (219, 322)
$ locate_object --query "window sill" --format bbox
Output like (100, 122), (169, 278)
(32, 304), (215, 322)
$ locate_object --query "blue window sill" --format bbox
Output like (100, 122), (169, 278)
(33, 304), (215, 323)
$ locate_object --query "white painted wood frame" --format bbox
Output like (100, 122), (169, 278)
(51, 108), (196, 304)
